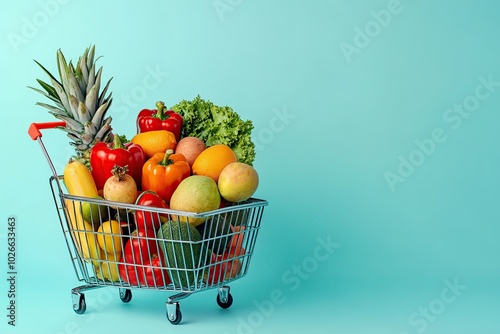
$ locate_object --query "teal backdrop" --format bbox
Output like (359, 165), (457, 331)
(1, 0), (500, 333)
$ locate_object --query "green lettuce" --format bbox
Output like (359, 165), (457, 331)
(171, 95), (256, 165)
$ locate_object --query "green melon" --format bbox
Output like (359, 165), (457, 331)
(157, 220), (204, 289)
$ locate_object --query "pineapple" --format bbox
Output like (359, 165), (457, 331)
(30, 45), (113, 166)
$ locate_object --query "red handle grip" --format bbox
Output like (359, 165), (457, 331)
(28, 122), (66, 140)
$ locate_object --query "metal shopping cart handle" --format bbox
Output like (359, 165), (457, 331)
(28, 121), (67, 179)
(28, 121), (66, 140)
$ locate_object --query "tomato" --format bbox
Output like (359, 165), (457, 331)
(204, 252), (242, 286)
(135, 191), (170, 231)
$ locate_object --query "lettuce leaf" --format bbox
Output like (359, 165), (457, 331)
(171, 95), (256, 165)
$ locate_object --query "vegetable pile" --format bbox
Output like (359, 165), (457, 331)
(32, 45), (261, 292)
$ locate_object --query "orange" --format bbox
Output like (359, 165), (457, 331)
(131, 130), (177, 158)
(192, 144), (237, 182)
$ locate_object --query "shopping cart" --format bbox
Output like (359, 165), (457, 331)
(28, 122), (268, 325)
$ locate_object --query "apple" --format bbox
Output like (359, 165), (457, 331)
(218, 162), (259, 202)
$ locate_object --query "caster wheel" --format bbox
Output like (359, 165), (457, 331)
(217, 292), (233, 309)
(119, 289), (132, 303)
(73, 294), (86, 314)
(167, 303), (182, 325)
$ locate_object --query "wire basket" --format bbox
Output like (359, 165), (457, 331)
(30, 122), (268, 324)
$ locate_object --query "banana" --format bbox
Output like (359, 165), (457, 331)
(63, 159), (99, 197)
(63, 159), (101, 264)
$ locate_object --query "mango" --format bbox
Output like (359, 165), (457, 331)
(169, 175), (221, 226)
(218, 162), (259, 202)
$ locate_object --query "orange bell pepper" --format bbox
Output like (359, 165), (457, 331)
(142, 149), (191, 203)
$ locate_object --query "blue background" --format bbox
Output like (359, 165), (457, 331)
(1, 0), (500, 333)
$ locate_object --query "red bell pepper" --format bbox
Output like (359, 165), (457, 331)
(118, 229), (171, 287)
(136, 101), (183, 141)
(125, 228), (161, 263)
(89, 134), (147, 190)
(135, 191), (170, 231)
(118, 255), (170, 287)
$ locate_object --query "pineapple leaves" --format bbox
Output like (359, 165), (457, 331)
(56, 49), (69, 91)
(34, 79), (58, 99)
(86, 45), (95, 71)
(85, 84), (98, 116)
(94, 116), (112, 141)
(93, 67), (103, 99)
(91, 101), (110, 127)
(86, 63), (96, 96)
(36, 102), (65, 114)
(33, 59), (72, 117)
(78, 101), (91, 124)
(49, 113), (81, 130)
(31, 44), (114, 165)
(68, 95), (79, 120)
(66, 65), (84, 102)
(33, 59), (61, 88)
(79, 55), (89, 87)
(98, 77), (113, 106)
(28, 85), (61, 107)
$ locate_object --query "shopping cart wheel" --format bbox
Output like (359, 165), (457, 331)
(166, 302), (182, 325)
(72, 293), (86, 314)
(119, 288), (132, 303)
(216, 286), (233, 309)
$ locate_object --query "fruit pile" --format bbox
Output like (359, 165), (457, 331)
(32, 45), (260, 288)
